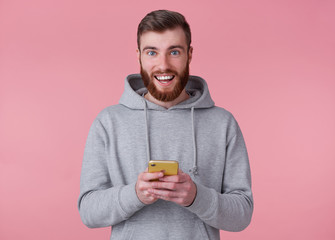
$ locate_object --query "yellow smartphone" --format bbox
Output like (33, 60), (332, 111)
(148, 160), (179, 176)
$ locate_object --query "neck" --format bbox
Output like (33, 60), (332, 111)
(144, 90), (189, 109)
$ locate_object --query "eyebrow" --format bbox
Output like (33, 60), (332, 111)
(142, 46), (158, 52)
(168, 45), (185, 51)
(142, 45), (185, 52)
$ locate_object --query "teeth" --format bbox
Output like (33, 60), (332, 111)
(156, 75), (173, 80)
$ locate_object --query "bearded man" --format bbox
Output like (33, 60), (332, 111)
(78, 10), (253, 240)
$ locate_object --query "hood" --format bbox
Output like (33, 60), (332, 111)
(119, 74), (215, 110)
(118, 74), (215, 176)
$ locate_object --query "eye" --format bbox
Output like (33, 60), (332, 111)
(170, 50), (180, 56)
(147, 51), (157, 56)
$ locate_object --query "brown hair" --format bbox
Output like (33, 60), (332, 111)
(137, 10), (191, 50)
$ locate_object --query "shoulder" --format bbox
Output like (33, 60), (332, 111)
(199, 106), (235, 122)
(199, 106), (241, 136)
(97, 104), (129, 117)
(93, 104), (129, 125)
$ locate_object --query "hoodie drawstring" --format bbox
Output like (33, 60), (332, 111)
(144, 100), (151, 162)
(190, 107), (198, 175)
(143, 101), (198, 175)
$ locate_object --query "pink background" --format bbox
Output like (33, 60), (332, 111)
(1, 0), (334, 239)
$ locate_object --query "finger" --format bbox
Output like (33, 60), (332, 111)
(159, 172), (188, 183)
(140, 171), (164, 181)
(148, 188), (180, 198)
(151, 192), (191, 206)
(136, 180), (155, 193)
(149, 189), (192, 206)
(150, 181), (178, 191)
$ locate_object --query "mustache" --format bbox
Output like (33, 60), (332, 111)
(151, 70), (178, 76)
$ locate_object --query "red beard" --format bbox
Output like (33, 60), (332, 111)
(140, 63), (189, 102)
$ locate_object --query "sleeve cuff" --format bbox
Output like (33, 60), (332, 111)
(118, 182), (146, 218)
(185, 182), (217, 217)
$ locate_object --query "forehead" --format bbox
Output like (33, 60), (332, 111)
(139, 27), (187, 50)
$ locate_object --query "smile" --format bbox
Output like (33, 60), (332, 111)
(154, 75), (175, 84)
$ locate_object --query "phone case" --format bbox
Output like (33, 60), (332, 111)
(148, 160), (179, 176)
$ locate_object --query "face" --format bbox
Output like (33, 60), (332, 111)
(137, 27), (193, 102)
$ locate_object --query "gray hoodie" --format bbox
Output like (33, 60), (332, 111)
(78, 74), (253, 239)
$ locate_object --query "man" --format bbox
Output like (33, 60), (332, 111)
(78, 10), (253, 240)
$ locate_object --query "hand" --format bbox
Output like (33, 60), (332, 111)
(135, 168), (164, 205)
(148, 169), (197, 207)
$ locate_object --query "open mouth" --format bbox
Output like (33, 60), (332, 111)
(154, 75), (175, 84)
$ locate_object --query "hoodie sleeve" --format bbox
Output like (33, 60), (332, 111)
(78, 118), (146, 228)
(186, 121), (253, 232)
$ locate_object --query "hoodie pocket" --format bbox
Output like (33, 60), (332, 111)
(195, 219), (211, 240)
(118, 221), (132, 240)
(115, 218), (210, 240)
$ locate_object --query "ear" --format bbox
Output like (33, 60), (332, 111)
(136, 48), (141, 63)
(188, 46), (193, 64)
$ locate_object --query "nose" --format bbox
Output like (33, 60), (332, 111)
(157, 54), (170, 71)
